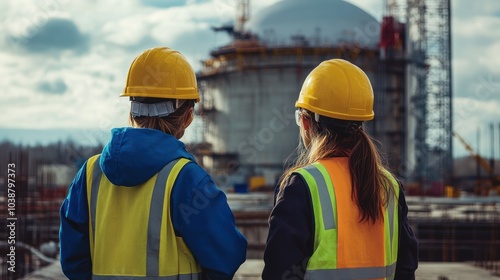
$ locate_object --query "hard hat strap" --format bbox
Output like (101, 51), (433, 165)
(315, 113), (320, 122)
(314, 112), (363, 129)
(176, 99), (186, 109)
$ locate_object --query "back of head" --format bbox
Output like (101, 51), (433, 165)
(290, 59), (393, 224)
(121, 47), (200, 138)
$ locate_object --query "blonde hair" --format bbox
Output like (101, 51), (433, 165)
(129, 100), (194, 139)
(280, 109), (395, 224)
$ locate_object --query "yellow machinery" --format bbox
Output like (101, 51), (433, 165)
(249, 176), (267, 191)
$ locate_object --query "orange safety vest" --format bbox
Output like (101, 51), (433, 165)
(295, 158), (399, 280)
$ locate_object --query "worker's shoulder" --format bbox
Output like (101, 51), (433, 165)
(177, 158), (211, 185)
(85, 154), (101, 167)
(170, 159), (218, 205)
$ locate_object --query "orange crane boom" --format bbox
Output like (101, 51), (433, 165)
(452, 131), (495, 176)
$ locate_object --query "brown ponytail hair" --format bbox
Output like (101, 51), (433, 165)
(129, 100), (195, 139)
(280, 109), (394, 224)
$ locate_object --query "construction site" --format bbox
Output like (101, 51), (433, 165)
(1, 0), (500, 279)
(194, 0), (500, 273)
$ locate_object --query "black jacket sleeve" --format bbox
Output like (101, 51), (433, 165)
(394, 183), (419, 279)
(262, 174), (314, 280)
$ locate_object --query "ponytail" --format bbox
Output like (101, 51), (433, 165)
(349, 129), (391, 224)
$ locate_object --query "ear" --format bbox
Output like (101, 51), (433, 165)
(301, 114), (311, 131)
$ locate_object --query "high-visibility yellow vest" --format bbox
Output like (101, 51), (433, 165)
(86, 155), (202, 279)
(295, 158), (399, 280)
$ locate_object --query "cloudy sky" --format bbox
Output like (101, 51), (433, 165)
(0, 0), (499, 158)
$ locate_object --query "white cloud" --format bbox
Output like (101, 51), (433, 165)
(101, 17), (152, 48)
(453, 97), (499, 157)
(478, 41), (500, 73)
(0, 0), (499, 157)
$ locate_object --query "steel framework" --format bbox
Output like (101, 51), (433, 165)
(386, 0), (452, 187)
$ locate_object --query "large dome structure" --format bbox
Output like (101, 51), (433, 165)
(198, 0), (408, 200)
(248, 0), (380, 48)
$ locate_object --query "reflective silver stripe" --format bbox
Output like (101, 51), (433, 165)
(306, 263), (397, 279)
(92, 273), (201, 280)
(90, 156), (102, 244)
(146, 159), (179, 276)
(304, 165), (335, 230)
(388, 190), (395, 244)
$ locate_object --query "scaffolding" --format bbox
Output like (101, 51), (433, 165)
(0, 142), (100, 279)
(405, 0), (452, 186)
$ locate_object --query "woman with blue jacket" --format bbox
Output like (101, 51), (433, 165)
(60, 47), (247, 280)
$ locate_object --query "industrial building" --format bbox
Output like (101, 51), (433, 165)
(195, 0), (453, 194)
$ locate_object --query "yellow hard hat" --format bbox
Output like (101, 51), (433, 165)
(296, 59), (374, 121)
(121, 47), (200, 102)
